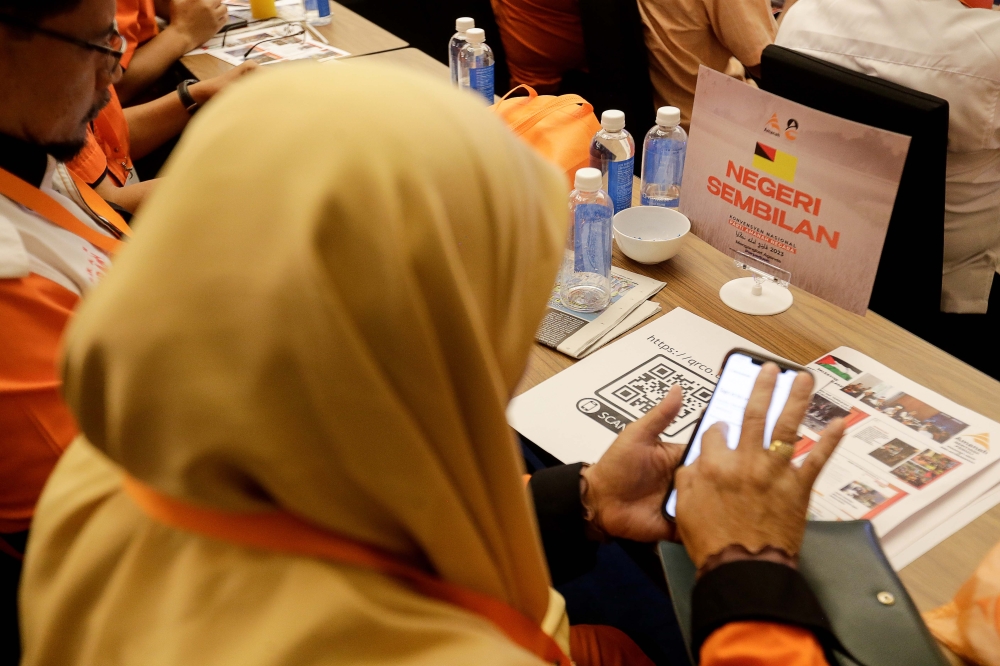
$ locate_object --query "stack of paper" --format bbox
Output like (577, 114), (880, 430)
(509, 307), (1000, 570)
(187, 18), (348, 65)
(536, 267), (665, 359)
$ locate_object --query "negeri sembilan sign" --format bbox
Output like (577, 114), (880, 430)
(680, 67), (910, 314)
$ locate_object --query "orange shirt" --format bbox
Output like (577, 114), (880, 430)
(67, 86), (133, 187)
(702, 622), (829, 665)
(490, 0), (587, 93)
(117, 0), (159, 69)
(0, 275), (80, 533)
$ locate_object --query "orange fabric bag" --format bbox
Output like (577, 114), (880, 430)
(493, 84), (601, 187)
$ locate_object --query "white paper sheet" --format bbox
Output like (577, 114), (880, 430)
(509, 307), (776, 463)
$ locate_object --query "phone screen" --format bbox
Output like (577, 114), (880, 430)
(663, 352), (800, 518)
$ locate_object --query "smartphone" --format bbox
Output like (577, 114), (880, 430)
(662, 349), (810, 520)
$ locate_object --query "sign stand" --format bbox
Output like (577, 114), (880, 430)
(720, 252), (793, 316)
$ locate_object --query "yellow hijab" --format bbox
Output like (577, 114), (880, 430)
(20, 62), (568, 665)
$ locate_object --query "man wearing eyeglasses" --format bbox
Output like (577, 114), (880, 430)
(66, 59), (256, 213)
(0, 0), (138, 658)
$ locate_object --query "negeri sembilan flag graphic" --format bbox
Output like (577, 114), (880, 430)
(753, 142), (797, 182)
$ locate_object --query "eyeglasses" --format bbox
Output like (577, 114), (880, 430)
(242, 28), (305, 58)
(0, 15), (127, 68)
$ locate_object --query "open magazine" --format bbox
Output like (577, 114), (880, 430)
(801, 349), (1000, 568)
(187, 22), (348, 65)
(536, 267), (664, 359)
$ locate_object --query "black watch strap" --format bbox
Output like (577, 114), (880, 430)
(177, 79), (200, 115)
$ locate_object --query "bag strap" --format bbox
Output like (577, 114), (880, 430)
(512, 95), (594, 135)
(494, 86), (595, 137)
(123, 475), (572, 666)
(0, 166), (129, 255)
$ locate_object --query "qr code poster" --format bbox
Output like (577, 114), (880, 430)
(595, 355), (717, 437)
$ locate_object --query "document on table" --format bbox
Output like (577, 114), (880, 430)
(509, 307), (1000, 569)
(535, 267), (665, 359)
(800, 349), (1000, 568)
(511, 307), (780, 463)
(187, 23), (349, 65)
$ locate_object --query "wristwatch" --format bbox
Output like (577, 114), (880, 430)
(177, 79), (200, 115)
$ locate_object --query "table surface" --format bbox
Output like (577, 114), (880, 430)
(348, 48), (450, 80)
(196, 36), (1000, 611)
(180, 1), (408, 81)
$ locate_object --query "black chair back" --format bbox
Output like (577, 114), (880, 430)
(759, 44), (949, 337)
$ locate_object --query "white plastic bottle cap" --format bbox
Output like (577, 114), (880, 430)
(657, 106), (681, 128)
(575, 167), (603, 192)
(456, 17), (474, 32)
(465, 28), (485, 44)
(601, 109), (626, 132)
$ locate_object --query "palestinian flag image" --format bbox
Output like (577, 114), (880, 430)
(753, 142), (798, 183)
(816, 355), (862, 381)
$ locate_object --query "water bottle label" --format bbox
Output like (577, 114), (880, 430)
(574, 203), (613, 275)
(608, 157), (634, 214)
(316, 0), (330, 17)
(469, 65), (494, 104)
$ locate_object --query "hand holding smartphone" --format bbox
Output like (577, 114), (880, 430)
(663, 349), (809, 520)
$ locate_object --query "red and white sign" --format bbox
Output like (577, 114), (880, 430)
(680, 67), (911, 314)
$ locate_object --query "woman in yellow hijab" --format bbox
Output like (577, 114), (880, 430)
(15, 60), (632, 666)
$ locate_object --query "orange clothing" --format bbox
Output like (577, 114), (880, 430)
(116, 0), (159, 69)
(570, 624), (656, 666)
(67, 87), (133, 187)
(701, 621), (829, 665)
(0, 274), (80, 533)
(491, 0), (587, 93)
(637, 0), (776, 127)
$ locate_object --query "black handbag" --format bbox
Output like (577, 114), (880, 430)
(658, 521), (948, 666)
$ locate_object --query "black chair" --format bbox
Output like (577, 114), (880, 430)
(759, 45), (949, 343)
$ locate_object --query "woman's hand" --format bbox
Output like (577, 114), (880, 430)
(674, 363), (845, 569)
(582, 385), (686, 543)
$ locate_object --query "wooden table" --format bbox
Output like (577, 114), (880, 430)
(349, 48), (449, 81)
(180, 1), (408, 81)
(513, 183), (1000, 612)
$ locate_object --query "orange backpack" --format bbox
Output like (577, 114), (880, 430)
(493, 85), (601, 187)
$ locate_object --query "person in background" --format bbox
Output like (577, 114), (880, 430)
(18, 62), (844, 666)
(637, 0), (776, 128)
(490, 0), (586, 93)
(68, 61), (256, 213)
(0, 0), (136, 660)
(115, 0), (226, 103)
(775, 0), (1000, 375)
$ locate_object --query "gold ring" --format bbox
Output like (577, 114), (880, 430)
(768, 439), (795, 460)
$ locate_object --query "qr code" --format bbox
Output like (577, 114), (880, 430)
(596, 355), (716, 437)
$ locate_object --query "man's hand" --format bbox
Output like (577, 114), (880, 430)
(170, 0), (228, 51)
(582, 385), (685, 543)
(189, 61), (259, 104)
(674, 364), (845, 569)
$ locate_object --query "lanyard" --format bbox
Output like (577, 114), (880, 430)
(123, 475), (572, 666)
(0, 165), (130, 256)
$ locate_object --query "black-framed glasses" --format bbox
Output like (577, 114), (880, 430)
(0, 15), (127, 67)
(242, 28), (305, 58)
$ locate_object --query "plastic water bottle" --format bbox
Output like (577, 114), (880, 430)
(301, 0), (331, 25)
(458, 28), (495, 104)
(449, 17), (474, 86)
(589, 110), (634, 215)
(640, 106), (687, 207)
(560, 168), (615, 312)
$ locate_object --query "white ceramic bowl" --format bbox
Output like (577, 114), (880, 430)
(613, 206), (691, 264)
